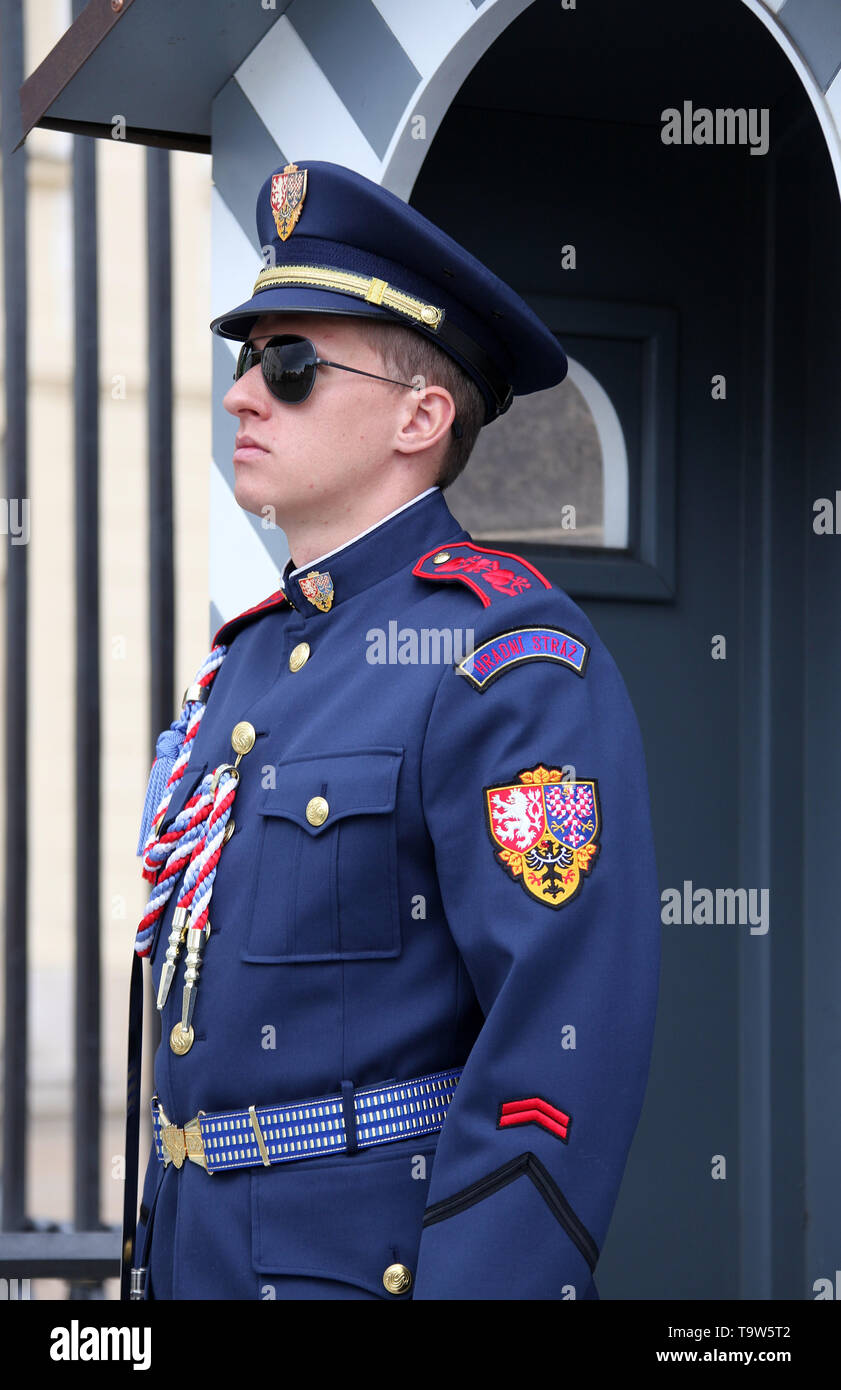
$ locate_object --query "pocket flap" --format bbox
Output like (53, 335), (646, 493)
(252, 1137), (436, 1298)
(261, 748), (404, 834)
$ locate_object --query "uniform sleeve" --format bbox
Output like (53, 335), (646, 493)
(412, 609), (661, 1300)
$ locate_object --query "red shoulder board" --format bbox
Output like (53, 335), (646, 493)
(412, 541), (553, 607)
(212, 588), (291, 648)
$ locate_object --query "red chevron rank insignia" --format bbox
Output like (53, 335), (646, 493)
(497, 1095), (572, 1143)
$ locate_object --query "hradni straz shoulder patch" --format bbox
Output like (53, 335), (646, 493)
(456, 626), (589, 690)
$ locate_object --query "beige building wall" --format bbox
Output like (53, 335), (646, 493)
(1, 0), (213, 1278)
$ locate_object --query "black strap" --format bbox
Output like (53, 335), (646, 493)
(432, 314), (514, 422)
(119, 949), (145, 1300)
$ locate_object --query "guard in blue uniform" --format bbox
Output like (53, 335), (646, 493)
(123, 160), (660, 1301)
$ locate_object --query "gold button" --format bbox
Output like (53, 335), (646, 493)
(231, 720), (256, 756)
(289, 641), (311, 672)
(420, 305), (438, 325)
(383, 1263), (412, 1295)
(170, 1023), (195, 1056)
(432, 551), (451, 564)
(306, 796), (329, 826)
(222, 818), (235, 844)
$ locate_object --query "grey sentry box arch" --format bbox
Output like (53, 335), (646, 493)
(14, 0), (841, 1301)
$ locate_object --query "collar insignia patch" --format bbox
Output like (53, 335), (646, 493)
(485, 764), (600, 909)
(299, 569), (334, 612)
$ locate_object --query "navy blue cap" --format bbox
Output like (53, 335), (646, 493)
(209, 160), (567, 425)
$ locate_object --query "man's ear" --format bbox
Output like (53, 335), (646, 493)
(393, 382), (455, 457)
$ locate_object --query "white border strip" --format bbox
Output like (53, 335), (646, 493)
(211, 186), (263, 358)
(566, 357), (629, 550)
(373, 0), (482, 78)
(209, 458), (288, 626)
(235, 15), (382, 178)
(740, 0), (841, 201)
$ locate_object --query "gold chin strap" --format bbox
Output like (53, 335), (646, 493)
(250, 263), (443, 330)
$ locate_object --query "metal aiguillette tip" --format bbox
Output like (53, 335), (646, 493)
(157, 965), (175, 1012)
(180, 923), (207, 1032)
(157, 907), (190, 1011)
(181, 978), (198, 1032)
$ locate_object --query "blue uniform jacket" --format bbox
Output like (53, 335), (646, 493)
(135, 486), (660, 1300)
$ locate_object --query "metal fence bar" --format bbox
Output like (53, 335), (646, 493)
(72, 125), (101, 1237)
(143, 146), (172, 1183)
(0, 1233), (119, 1280)
(147, 146), (175, 739)
(1, 0), (30, 1238)
(0, 5), (177, 1283)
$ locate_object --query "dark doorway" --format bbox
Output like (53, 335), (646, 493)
(409, 0), (840, 1299)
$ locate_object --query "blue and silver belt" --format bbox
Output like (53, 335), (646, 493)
(152, 1066), (462, 1174)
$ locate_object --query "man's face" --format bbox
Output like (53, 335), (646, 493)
(222, 310), (422, 528)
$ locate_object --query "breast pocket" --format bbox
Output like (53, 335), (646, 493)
(241, 747), (404, 963)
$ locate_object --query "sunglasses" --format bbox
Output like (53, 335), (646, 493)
(233, 333), (419, 404)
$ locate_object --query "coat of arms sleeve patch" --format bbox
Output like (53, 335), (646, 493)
(484, 764), (601, 909)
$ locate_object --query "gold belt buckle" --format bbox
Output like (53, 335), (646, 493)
(156, 1098), (210, 1173)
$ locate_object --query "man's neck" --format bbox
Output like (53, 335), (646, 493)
(286, 484), (440, 572)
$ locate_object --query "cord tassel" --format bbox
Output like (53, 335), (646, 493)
(136, 726), (185, 855)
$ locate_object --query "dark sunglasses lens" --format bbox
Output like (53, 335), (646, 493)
(235, 341), (259, 380)
(261, 338), (317, 402)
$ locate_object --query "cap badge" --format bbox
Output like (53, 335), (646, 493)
(299, 569), (334, 612)
(270, 162), (308, 242)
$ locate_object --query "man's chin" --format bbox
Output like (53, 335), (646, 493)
(233, 476), (285, 524)
(232, 475), (325, 531)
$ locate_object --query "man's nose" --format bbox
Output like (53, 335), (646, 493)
(223, 363), (268, 417)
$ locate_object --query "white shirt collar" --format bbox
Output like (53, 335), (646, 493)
(285, 486), (440, 578)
